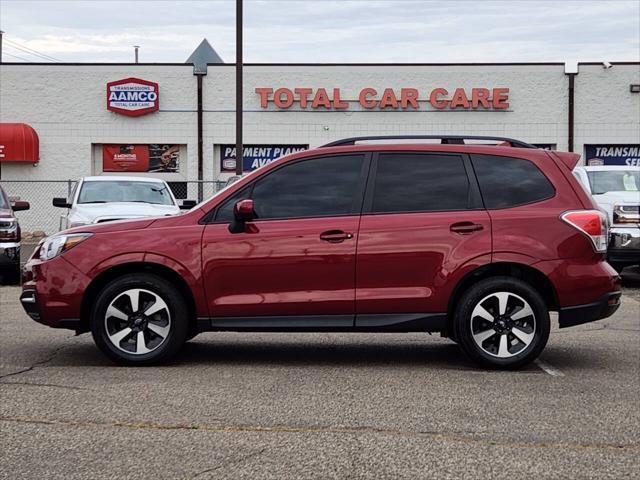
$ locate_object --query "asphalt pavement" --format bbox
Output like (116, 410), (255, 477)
(1, 280), (639, 479)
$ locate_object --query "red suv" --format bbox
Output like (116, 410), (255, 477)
(21, 136), (621, 368)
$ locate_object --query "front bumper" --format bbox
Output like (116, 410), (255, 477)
(608, 226), (640, 266)
(0, 241), (20, 268)
(21, 255), (90, 330)
(558, 291), (622, 328)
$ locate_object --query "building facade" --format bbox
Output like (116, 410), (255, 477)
(2, 61), (639, 180)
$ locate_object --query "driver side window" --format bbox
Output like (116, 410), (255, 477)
(214, 186), (251, 223)
(213, 154), (365, 222)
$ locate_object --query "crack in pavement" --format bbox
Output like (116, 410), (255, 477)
(0, 332), (80, 382)
(1, 416), (637, 453)
(0, 380), (86, 391)
(0, 343), (71, 381)
(187, 447), (267, 479)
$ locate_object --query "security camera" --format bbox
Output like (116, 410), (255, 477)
(603, 62), (612, 69)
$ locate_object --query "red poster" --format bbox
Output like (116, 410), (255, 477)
(103, 145), (150, 172)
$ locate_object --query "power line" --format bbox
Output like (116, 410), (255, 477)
(3, 51), (32, 62)
(5, 44), (56, 62)
(4, 39), (61, 62)
(4, 38), (62, 62)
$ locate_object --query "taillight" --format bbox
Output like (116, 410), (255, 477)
(561, 210), (608, 253)
(613, 204), (640, 224)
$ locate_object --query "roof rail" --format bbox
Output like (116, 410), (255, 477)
(321, 135), (537, 149)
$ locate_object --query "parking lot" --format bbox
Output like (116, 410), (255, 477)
(0, 271), (638, 479)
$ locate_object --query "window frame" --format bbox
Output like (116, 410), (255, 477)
(469, 153), (556, 210)
(361, 151), (484, 215)
(204, 152), (373, 224)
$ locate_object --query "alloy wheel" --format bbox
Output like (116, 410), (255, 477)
(104, 288), (172, 355)
(470, 291), (536, 358)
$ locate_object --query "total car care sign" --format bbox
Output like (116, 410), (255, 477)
(107, 78), (159, 117)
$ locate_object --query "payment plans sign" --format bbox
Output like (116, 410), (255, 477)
(221, 144), (308, 172)
(107, 78), (159, 117)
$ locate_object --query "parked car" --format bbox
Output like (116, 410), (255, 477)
(0, 186), (30, 284)
(21, 135), (621, 368)
(573, 165), (640, 271)
(53, 176), (195, 230)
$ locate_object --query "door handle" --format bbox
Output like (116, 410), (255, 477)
(450, 222), (484, 234)
(320, 230), (354, 243)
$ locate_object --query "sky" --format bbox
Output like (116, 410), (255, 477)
(0, 0), (638, 63)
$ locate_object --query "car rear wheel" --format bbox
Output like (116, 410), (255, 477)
(91, 273), (188, 366)
(453, 276), (550, 369)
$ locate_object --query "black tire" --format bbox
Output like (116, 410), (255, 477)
(5, 263), (21, 285)
(91, 273), (189, 366)
(453, 276), (550, 369)
(609, 262), (626, 274)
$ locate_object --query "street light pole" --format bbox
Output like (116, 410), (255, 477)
(235, 0), (243, 176)
(0, 31), (4, 64)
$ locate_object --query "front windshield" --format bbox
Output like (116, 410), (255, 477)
(0, 191), (8, 209)
(587, 170), (640, 195)
(78, 181), (174, 205)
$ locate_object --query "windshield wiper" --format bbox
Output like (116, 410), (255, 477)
(79, 200), (107, 204)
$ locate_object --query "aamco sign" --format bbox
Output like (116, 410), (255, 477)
(107, 78), (159, 117)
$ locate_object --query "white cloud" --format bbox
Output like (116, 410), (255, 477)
(0, 0), (638, 63)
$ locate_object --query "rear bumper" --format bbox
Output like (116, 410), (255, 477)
(558, 291), (622, 328)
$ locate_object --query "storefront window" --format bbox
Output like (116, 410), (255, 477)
(102, 144), (182, 173)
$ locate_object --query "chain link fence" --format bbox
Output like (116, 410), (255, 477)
(0, 180), (228, 237)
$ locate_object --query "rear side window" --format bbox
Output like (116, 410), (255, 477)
(472, 154), (555, 209)
(370, 153), (470, 213)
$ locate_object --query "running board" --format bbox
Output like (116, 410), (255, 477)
(197, 313), (447, 333)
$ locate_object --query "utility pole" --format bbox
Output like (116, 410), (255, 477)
(235, 0), (243, 176)
(0, 31), (4, 64)
(133, 45), (140, 64)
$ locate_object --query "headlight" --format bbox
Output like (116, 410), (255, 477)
(40, 233), (93, 261)
(613, 204), (640, 224)
(69, 221), (91, 229)
(0, 218), (18, 241)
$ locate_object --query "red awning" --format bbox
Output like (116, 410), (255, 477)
(0, 123), (40, 164)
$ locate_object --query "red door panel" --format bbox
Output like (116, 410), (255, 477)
(202, 216), (360, 317)
(356, 210), (492, 314)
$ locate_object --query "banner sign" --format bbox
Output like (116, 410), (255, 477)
(103, 144), (180, 172)
(220, 144), (308, 172)
(585, 145), (640, 166)
(255, 87), (510, 111)
(107, 78), (159, 117)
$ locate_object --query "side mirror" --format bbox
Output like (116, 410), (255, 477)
(180, 200), (197, 210)
(11, 200), (30, 211)
(233, 199), (255, 220)
(53, 197), (71, 208)
(229, 199), (255, 233)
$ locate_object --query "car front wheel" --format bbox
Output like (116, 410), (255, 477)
(91, 273), (188, 366)
(453, 276), (550, 369)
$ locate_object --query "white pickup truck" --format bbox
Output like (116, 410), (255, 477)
(53, 176), (196, 231)
(573, 166), (640, 271)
